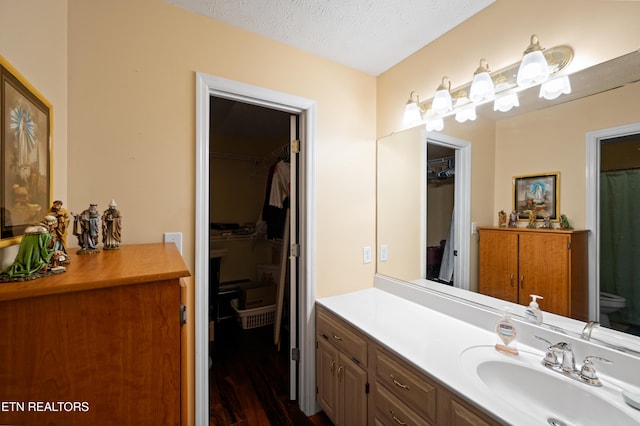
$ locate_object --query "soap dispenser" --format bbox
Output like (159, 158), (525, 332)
(524, 294), (543, 325)
(495, 308), (519, 356)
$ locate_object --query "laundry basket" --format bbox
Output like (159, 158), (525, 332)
(230, 299), (276, 330)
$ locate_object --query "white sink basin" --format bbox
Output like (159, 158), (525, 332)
(459, 345), (640, 426)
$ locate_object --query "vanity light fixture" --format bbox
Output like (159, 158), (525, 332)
(493, 76), (519, 112)
(432, 77), (453, 114)
(403, 91), (424, 127)
(539, 75), (572, 100)
(402, 35), (573, 132)
(453, 91), (476, 123)
(425, 109), (444, 131)
(517, 35), (550, 88)
(469, 59), (495, 102)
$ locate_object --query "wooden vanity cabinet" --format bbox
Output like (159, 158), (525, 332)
(372, 347), (438, 425)
(316, 306), (368, 426)
(316, 304), (503, 425)
(478, 227), (589, 320)
(438, 387), (501, 426)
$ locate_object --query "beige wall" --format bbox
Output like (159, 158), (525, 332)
(65, 0), (377, 298)
(0, 0), (68, 264)
(377, 0), (640, 137)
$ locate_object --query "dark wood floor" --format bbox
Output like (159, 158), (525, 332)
(210, 319), (333, 426)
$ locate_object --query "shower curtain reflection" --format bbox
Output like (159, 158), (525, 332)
(600, 169), (640, 328)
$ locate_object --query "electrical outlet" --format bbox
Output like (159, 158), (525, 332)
(380, 245), (388, 262)
(363, 246), (372, 264)
(164, 232), (182, 255)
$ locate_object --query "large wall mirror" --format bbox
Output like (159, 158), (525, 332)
(377, 50), (640, 343)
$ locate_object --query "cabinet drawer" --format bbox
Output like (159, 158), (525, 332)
(317, 309), (367, 366)
(375, 383), (432, 426)
(375, 349), (437, 422)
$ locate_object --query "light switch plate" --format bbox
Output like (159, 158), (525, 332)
(363, 246), (372, 264)
(164, 232), (183, 255)
(380, 244), (388, 261)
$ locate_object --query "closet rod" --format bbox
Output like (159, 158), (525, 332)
(211, 143), (290, 163)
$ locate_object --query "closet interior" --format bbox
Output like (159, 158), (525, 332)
(209, 97), (293, 347)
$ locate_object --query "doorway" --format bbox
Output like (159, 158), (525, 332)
(195, 73), (318, 425)
(424, 132), (471, 291)
(587, 122), (640, 333)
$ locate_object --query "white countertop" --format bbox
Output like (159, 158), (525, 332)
(317, 286), (640, 426)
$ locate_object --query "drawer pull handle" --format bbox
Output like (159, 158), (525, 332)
(330, 360), (336, 376)
(332, 333), (342, 341)
(390, 410), (408, 425)
(337, 365), (344, 379)
(390, 374), (410, 390)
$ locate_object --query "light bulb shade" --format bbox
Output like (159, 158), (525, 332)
(493, 93), (520, 112)
(432, 89), (452, 114)
(455, 105), (476, 123)
(469, 72), (495, 102)
(403, 101), (422, 126)
(539, 75), (571, 100)
(517, 50), (549, 87)
(425, 116), (444, 132)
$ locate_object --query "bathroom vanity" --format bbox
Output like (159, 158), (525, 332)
(0, 243), (190, 426)
(316, 277), (640, 425)
(316, 303), (499, 425)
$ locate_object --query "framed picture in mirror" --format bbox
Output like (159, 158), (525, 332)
(513, 172), (559, 221)
(0, 56), (52, 247)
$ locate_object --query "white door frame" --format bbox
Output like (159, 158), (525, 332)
(586, 122), (640, 321)
(195, 72), (318, 425)
(425, 132), (472, 290)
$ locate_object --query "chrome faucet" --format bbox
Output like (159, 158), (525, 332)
(534, 336), (612, 386)
(550, 341), (576, 373)
(581, 321), (600, 341)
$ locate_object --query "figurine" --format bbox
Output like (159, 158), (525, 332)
(498, 210), (507, 227)
(508, 210), (518, 227)
(73, 204), (101, 254)
(0, 215), (66, 281)
(560, 214), (573, 230)
(44, 200), (71, 253)
(539, 215), (551, 229)
(102, 199), (122, 250)
(526, 210), (536, 228)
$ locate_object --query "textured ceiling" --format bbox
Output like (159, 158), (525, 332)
(164, 0), (494, 76)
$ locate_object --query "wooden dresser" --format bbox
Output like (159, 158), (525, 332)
(478, 226), (589, 321)
(0, 243), (190, 426)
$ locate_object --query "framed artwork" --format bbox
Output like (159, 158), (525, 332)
(0, 56), (52, 247)
(513, 172), (560, 221)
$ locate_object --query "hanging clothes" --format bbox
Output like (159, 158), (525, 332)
(261, 159), (290, 239)
(269, 160), (290, 208)
(438, 209), (455, 284)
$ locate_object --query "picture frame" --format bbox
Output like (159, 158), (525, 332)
(513, 172), (560, 222)
(0, 56), (52, 247)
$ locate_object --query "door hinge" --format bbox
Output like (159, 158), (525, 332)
(291, 139), (300, 154)
(180, 304), (187, 327)
(291, 347), (300, 361)
(568, 241), (571, 249)
(365, 382), (370, 394)
(291, 243), (300, 257)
